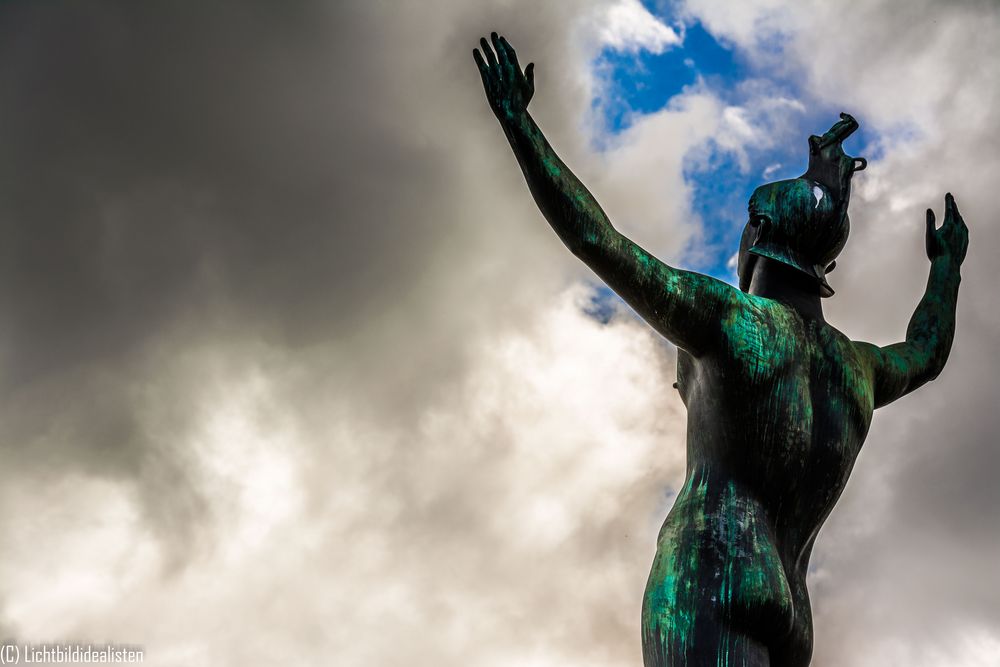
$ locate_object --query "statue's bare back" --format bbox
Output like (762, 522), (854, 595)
(650, 297), (876, 665)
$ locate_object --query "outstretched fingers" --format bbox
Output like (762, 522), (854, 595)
(927, 193), (970, 264)
(473, 48), (490, 87)
(498, 35), (520, 71)
(496, 35), (534, 91)
(491, 32), (508, 69)
(946, 192), (968, 230)
(473, 32), (534, 118)
(479, 37), (498, 68)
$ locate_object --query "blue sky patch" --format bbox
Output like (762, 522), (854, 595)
(592, 4), (883, 284)
(595, 21), (739, 133)
(583, 3), (888, 322)
(581, 284), (620, 324)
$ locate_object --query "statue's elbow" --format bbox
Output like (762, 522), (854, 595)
(918, 354), (950, 386)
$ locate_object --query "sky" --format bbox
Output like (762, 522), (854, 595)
(0, 1), (997, 665)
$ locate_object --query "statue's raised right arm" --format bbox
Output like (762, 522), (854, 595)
(857, 193), (969, 408)
(474, 33), (738, 357)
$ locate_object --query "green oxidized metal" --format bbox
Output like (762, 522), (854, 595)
(474, 33), (968, 667)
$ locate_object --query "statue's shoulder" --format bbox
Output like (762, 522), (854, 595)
(710, 294), (802, 370)
(842, 338), (882, 374)
(722, 292), (798, 331)
(810, 326), (880, 396)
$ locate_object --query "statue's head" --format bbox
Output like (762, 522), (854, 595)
(737, 113), (867, 297)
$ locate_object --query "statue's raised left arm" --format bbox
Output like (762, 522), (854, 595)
(474, 33), (739, 357)
(857, 193), (968, 408)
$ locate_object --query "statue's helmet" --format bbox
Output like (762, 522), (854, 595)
(737, 113), (867, 297)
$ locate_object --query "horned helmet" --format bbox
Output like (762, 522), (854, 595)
(737, 113), (868, 297)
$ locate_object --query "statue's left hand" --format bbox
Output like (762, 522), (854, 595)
(473, 32), (534, 125)
(926, 193), (969, 267)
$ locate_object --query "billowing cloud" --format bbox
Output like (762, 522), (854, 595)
(595, 0), (682, 54)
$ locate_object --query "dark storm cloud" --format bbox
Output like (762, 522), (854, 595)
(0, 2), (444, 366)
(0, 0), (507, 491)
(0, 2), (535, 579)
(0, 4), (692, 661)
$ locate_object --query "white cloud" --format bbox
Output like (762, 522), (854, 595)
(722, 105), (756, 140)
(594, 0), (682, 54)
(681, 0), (793, 47)
(0, 286), (687, 665)
(725, 250), (739, 273)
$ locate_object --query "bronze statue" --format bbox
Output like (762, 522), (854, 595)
(473, 33), (968, 666)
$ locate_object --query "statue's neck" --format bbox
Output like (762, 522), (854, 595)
(749, 257), (825, 321)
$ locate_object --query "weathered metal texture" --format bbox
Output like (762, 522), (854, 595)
(474, 33), (968, 667)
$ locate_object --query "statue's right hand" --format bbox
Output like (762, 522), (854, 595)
(925, 193), (969, 267)
(474, 32), (534, 124)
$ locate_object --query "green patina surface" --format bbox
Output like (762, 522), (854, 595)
(474, 33), (968, 667)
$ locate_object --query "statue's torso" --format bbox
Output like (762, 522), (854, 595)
(644, 295), (875, 666)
